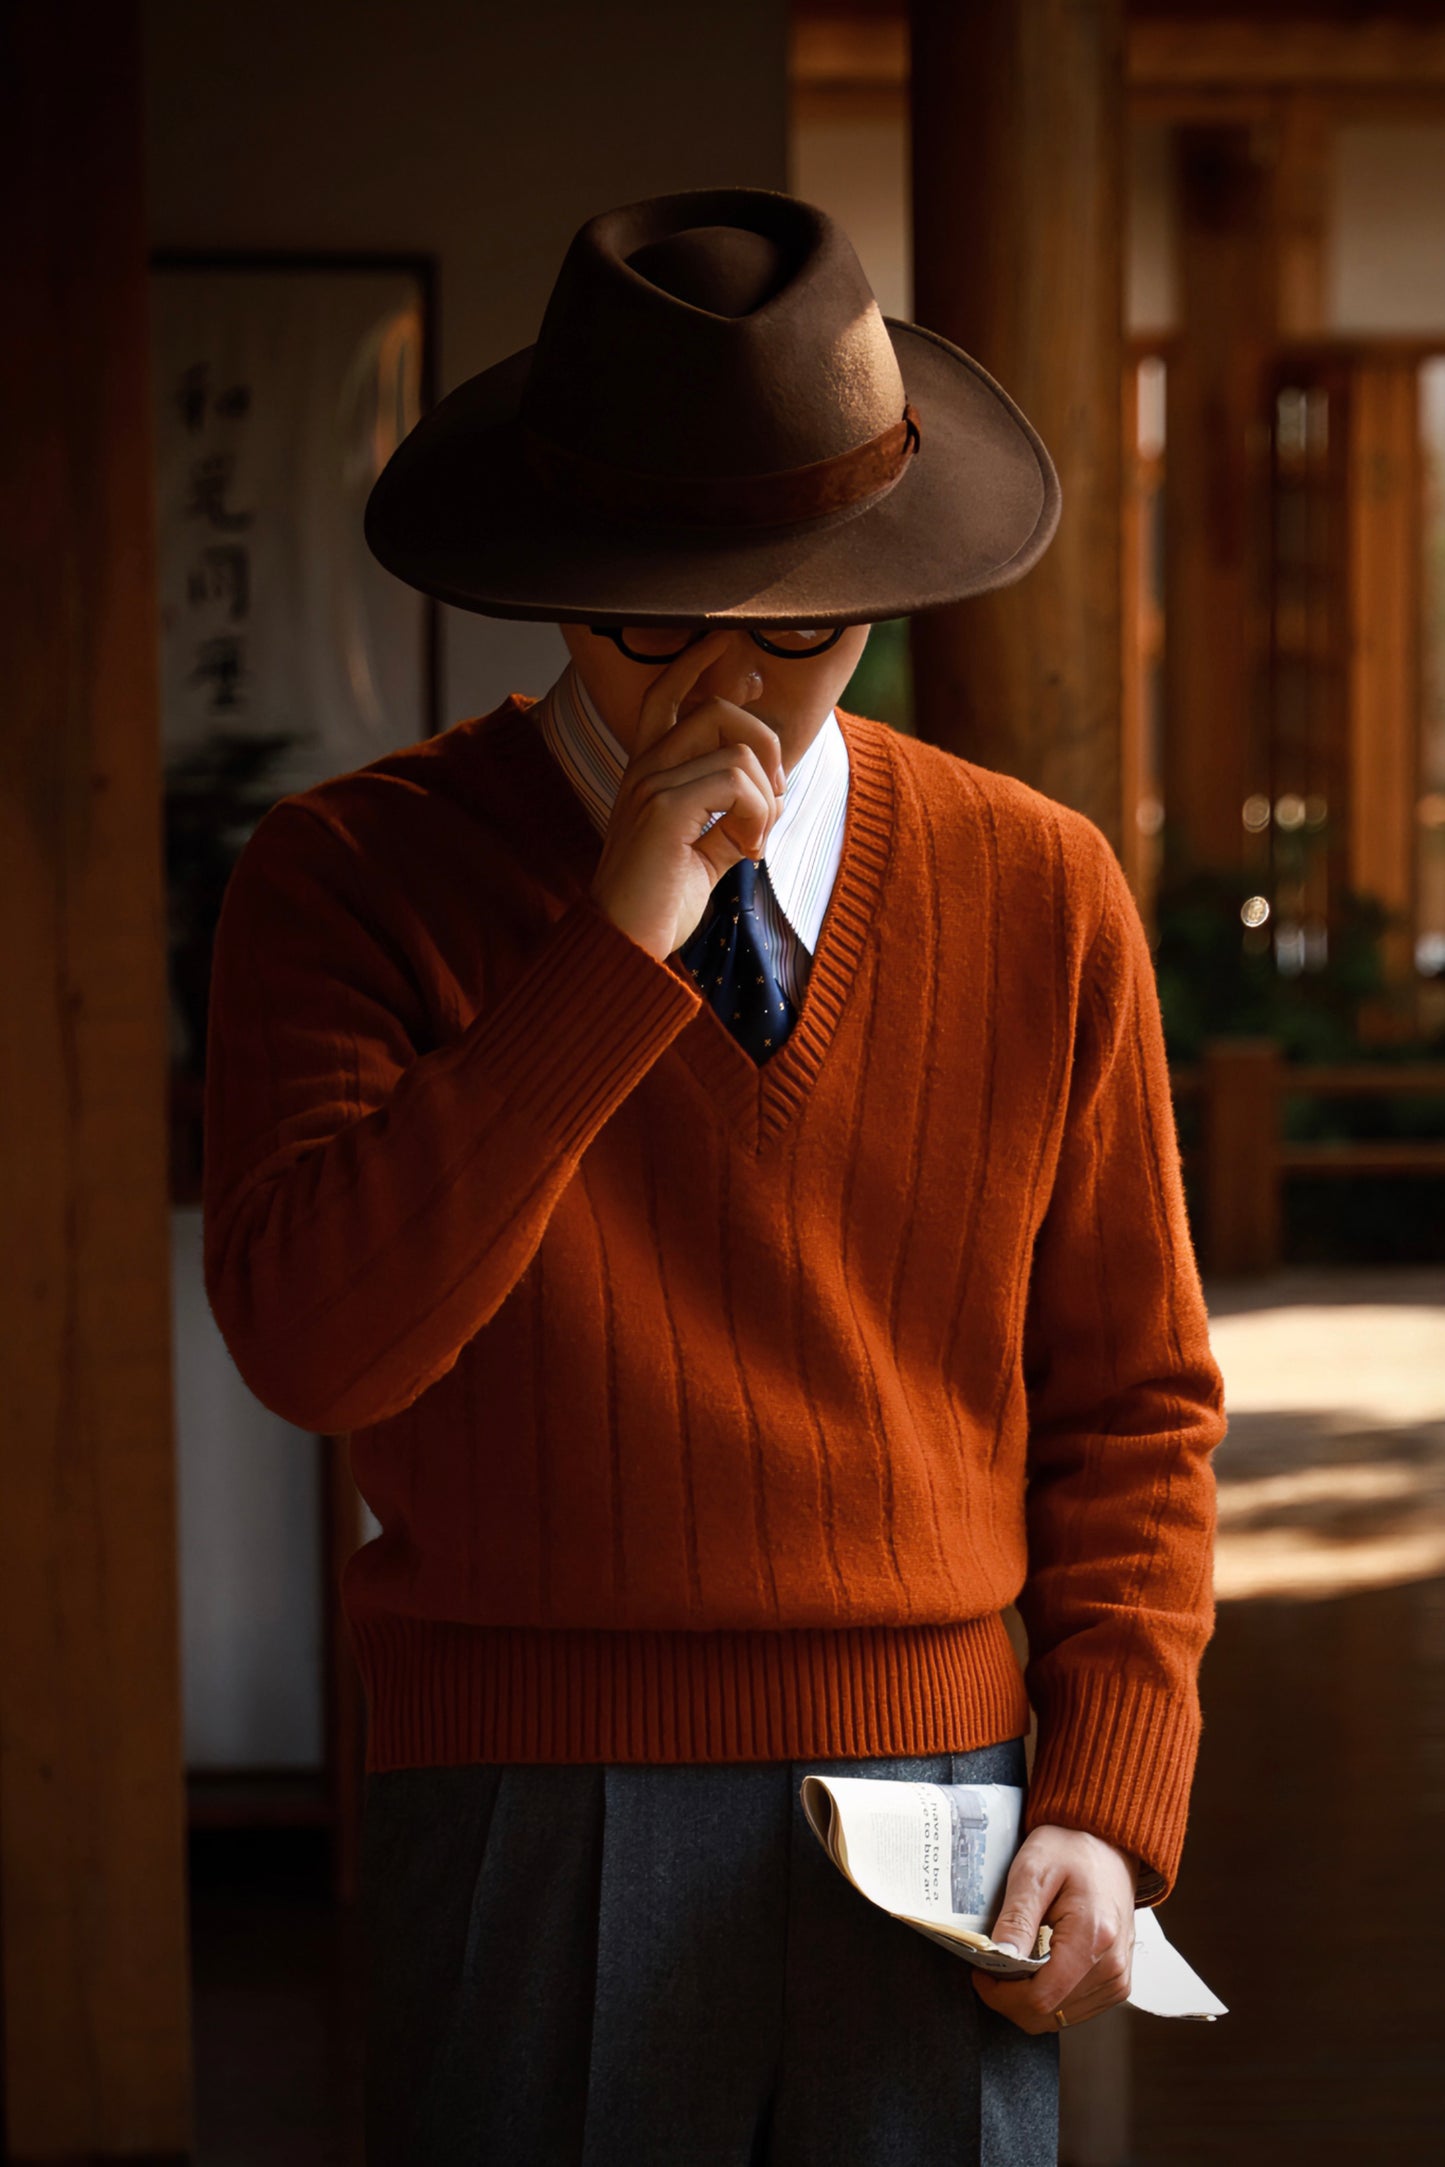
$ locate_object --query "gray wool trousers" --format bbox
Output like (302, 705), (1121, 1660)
(358, 1734), (1059, 2167)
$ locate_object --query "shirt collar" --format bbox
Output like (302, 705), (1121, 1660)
(531, 656), (850, 953)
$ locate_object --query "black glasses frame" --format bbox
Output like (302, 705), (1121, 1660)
(587, 622), (847, 665)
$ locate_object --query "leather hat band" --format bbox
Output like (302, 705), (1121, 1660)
(520, 401), (921, 531)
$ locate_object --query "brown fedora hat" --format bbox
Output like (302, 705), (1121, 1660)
(364, 185), (1061, 625)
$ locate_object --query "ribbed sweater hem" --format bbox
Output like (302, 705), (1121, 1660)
(350, 1614), (1031, 1769)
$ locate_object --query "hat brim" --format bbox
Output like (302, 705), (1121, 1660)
(363, 318), (1062, 625)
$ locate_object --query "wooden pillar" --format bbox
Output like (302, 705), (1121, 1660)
(1347, 360), (1422, 1008)
(1163, 99), (1333, 886)
(1274, 96), (1332, 342)
(1163, 125), (1277, 880)
(1122, 346), (1170, 912)
(0, 4), (194, 2158)
(323, 1437), (369, 1906)
(1202, 1038), (1283, 1275)
(907, 0), (1127, 847)
(910, 13), (1134, 2153)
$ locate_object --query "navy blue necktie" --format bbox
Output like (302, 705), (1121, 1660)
(675, 856), (797, 1063)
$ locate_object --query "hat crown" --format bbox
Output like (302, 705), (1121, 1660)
(626, 224), (790, 317)
(518, 188), (907, 480)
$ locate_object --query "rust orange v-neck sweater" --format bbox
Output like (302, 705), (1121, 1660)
(202, 694), (1227, 1905)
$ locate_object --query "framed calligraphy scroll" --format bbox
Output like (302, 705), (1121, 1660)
(150, 249), (439, 1199)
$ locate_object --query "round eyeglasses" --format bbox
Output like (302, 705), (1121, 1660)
(588, 622), (847, 665)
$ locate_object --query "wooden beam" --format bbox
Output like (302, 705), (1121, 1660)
(1280, 1141), (1445, 1171)
(907, 0), (1127, 842)
(792, 82), (908, 124)
(794, 13), (1445, 94)
(1131, 81), (1445, 127)
(0, 2), (194, 2157)
(1128, 17), (1445, 94)
(790, 17), (908, 90)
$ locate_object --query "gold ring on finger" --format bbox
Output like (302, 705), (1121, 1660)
(1053, 2007), (1069, 2029)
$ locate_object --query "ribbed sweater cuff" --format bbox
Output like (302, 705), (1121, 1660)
(1022, 1666), (1201, 1908)
(481, 888), (702, 1156)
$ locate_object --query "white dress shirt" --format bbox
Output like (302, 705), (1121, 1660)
(529, 656), (850, 1009)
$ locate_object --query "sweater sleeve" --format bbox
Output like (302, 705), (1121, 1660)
(201, 797), (702, 1435)
(1015, 834), (1226, 1909)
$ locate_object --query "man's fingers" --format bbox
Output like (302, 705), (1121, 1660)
(974, 1942), (1134, 2033)
(1022, 1912), (1098, 2011)
(627, 632), (786, 792)
(632, 740), (781, 831)
(648, 763), (775, 864)
(1064, 1961), (1134, 2024)
(630, 629), (734, 760)
(974, 1970), (1129, 2033)
(976, 1911), (1133, 2032)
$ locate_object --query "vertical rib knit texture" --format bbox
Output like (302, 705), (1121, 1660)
(202, 694), (1227, 1907)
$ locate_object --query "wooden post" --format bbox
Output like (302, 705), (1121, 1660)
(322, 1434), (369, 1906)
(1202, 1038), (1283, 1274)
(1164, 125), (1277, 880)
(908, 11), (1133, 2153)
(0, 2), (194, 2156)
(1164, 99), (1334, 887)
(1346, 359), (1422, 1011)
(1122, 343), (1171, 918)
(906, 0), (1127, 846)
(1273, 95), (1332, 342)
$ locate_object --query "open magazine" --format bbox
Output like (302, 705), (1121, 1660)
(799, 1776), (1227, 2020)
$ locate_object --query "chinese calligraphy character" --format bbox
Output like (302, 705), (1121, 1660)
(184, 452), (254, 533)
(188, 635), (249, 712)
(186, 544), (251, 621)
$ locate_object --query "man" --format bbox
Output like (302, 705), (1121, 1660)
(202, 188), (1226, 2165)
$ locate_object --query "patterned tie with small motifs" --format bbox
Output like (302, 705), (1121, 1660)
(675, 855), (797, 1063)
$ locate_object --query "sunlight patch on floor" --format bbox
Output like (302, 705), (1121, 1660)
(1203, 1288), (1445, 1602)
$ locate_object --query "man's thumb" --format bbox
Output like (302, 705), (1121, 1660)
(989, 1893), (1042, 1960)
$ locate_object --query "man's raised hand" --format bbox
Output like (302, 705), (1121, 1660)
(588, 629), (787, 963)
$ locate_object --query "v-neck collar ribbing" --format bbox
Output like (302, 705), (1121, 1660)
(488, 692), (898, 1150)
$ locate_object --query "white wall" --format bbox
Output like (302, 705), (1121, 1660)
(790, 111), (912, 320)
(1129, 118), (1179, 336)
(792, 108), (1445, 344)
(171, 1209), (324, 1767)
(143, 0), (790, 726)
(1331, 122), (1445, 333)
(148, 0), (789, 1768)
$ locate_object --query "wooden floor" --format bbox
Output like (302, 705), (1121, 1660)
(187, 1266), (1445, 2165)
(1131, 1265), (1445, 2165)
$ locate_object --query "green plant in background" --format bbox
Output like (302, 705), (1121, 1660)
(1151, 821), (1445, 1261)
(1150, 840), (1414, 1066)
(843, 616), (914, 733)
(164, 729), (305, 1075)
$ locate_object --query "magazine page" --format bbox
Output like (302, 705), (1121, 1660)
(799, 1776), (1228, 2019)
(800, 1776), (1053, 1978)
(799, 1776), (1034, 1952)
